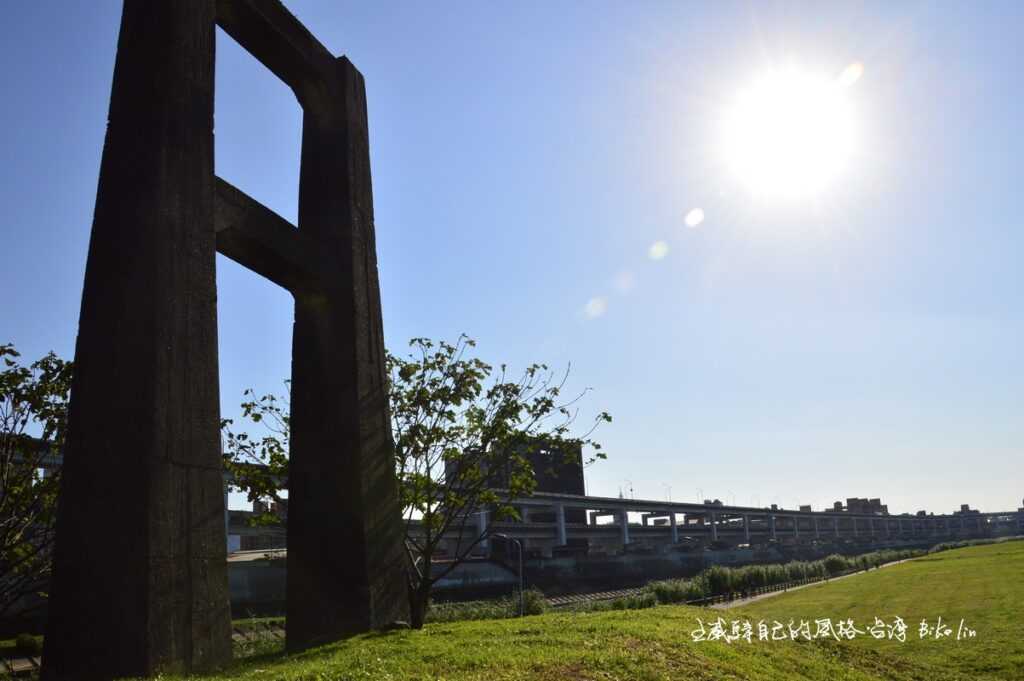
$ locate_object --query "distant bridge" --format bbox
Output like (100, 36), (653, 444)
(227, 486), (1024, 556)
(27, 448), (1019, 555)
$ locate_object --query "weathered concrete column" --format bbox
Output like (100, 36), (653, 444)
(834, 517), (840, 537)
(793, 516), (800, 538)
(669, 513), (679, 543)
(42, 2), (231, 678)
(769, 514), (777, 540)
(743, 514), (751, 542)
(852, 517), (858, 536)
(814, 517), (820, 539)
(710, 512), (718, 542)
(870, 518), (876, 536)
(619, 509), (630, 546)
(555, 503), (567, 546)
(285, 55), (409, 649)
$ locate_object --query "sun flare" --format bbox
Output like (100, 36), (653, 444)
(721, 65), (860, 199)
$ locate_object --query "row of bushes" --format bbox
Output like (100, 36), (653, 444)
(425, 536), (1020, 621)
(599, 536), (1019, 613)
(425, 588), (548, 623)
(927, 536), (1008, 554)
(643, 547), (923, 607)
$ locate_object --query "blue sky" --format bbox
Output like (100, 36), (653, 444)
(3, 2), (1022, 514)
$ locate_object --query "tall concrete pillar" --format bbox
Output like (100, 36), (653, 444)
(286, 54), (409, 648)
(42, 3), (231, 677)
(743, 514), (750, 543)
(793, 516), (799, 538)
(813, 517), (820, 539)
(477, 508), (489, 552)
(710, 512), (718, 542)
(870, 518), (875, 537)
(669, 513), (679, 543)
(852, 517), (858, 536)
(619, 509), (630, 546)
(834, 517), (840, 537)
(555, 503), (567, 546)
(769, 514), (777, 540)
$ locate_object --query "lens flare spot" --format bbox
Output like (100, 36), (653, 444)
(583, 297), (607, 319)
(838, 61), (864, 88)
(613, 270), (636, 293)
(685, 208), (705, 228)
(648, 241), (669, 260)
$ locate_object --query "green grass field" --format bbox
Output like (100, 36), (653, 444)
(736, 540), (1024, 680)
(175, 541), (1024, 680)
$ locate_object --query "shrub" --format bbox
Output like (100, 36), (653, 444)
(647, 578), (707, 604)
(522, 588), (549, 616)
(15, 633), (42, 657)
(704, 565), (734, 595)
(823, 554), (849, 576)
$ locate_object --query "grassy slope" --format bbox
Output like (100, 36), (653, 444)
(737, 540), (1024, 680)
(180, 541), (1021, 681)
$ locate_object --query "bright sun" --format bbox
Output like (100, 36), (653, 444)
(722, 64), (860, 199)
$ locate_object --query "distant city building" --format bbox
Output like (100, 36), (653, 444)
(954, 503), (981, 516)
(445, 437), (587, 523)
(834, 497), (889, 515)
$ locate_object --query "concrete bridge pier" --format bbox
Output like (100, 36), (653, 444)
(743, 514), (750, 543)
(619, 509), (630, 546)
(710, 512), (718, 542)
(670, 513), (679, 543)
(769, 514), (777, 540)
(477, 509), (489, 552)
(555, 503), (567, 546)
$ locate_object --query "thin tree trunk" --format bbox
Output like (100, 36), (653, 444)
(408, 581), (432, 629)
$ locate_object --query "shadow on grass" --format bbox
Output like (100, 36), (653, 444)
(229, 627), (414, 673)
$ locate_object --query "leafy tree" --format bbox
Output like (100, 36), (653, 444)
(0, 344), (72, 619)
(223, 335), (610, 628)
